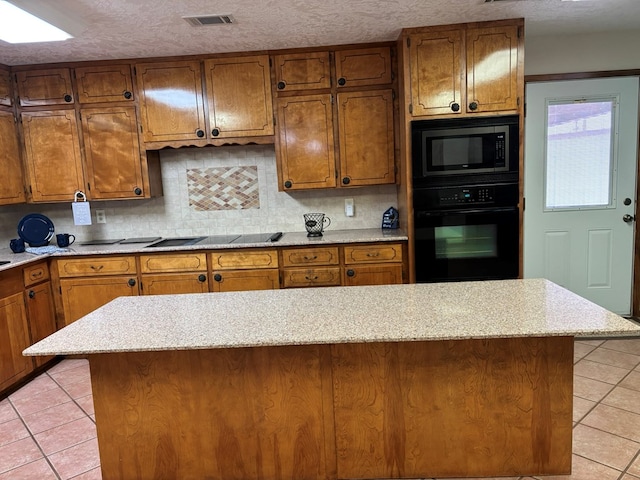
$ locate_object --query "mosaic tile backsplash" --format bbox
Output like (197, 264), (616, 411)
(187, 166), (260, 211)
(0, 145), (399, 245)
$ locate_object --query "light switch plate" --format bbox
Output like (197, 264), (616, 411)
(345, 198), (354, 217)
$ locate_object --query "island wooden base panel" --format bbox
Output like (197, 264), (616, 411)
(90, 337), (573, 480)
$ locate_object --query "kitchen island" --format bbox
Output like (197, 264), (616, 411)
(24, 279), (640, 479)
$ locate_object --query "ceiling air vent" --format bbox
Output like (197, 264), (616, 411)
(183, 15), (236, 26)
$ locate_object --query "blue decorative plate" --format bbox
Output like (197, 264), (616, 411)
(18, 214), (55, 247)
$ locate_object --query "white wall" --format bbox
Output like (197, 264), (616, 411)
(525, 30), (640, 75)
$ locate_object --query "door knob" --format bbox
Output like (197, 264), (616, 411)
(623, 214), (635, 223)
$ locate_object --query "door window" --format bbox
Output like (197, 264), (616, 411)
(544, 98), (618, 210)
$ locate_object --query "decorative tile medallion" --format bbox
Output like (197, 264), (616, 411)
(187, 166), (260, 211)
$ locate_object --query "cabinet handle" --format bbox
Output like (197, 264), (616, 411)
(277, 81), (286, 90)
(284, 180), (293, 189)
(304, 275), (319, 281)
(30, 270), (43, 279)
(134, 187), (142, 196)
(128, 278), (136, 287)
(337, 77), (346, 86)
(198, 274), (206, 283)
(214, 273), (222, 282)
(303, 255), (318, 261)
(366, 252), (380, 257)
(123, 91), (132, 99)
(342, 177), (351, 185)
(28, 290), (35, 299)
(469, 102), (478, 111)
(63, 94), (73, 102)
(211, 128), (220, 137)
(196, 129), (205, 138)
(346, 269), (355, 277)
(451, 103), (460, 112)
(90, 265), (104, 271)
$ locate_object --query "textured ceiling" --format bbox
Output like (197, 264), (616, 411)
(1, 0), (639, 66)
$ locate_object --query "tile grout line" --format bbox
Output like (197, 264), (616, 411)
(6, 384), (63, 480)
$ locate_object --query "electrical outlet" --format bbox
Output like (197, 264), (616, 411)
(96, 209), (107, 224)
(345, 198), (354, 217)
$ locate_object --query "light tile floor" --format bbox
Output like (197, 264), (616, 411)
(2, 338), (640, 479)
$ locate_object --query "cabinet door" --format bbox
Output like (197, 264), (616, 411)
(211, 269), (280, 292)
(22, 110), (85, 202)
(335, 47), (392, 88)
(0, 69), (12, 106)
(276, 94), (336, 190)
(273, 52), (331, 92)
(409, 29), (465, 117)
(343, 264), (403, 286)
(204, 55), (274, 138)
(0, 110), (26, 205)
(75, 65), (134, 104)
(81, 106), (146, 199)
(141, 273), (209, 295)
(466, 25), (520, 114)
(24, 282), (57, 367)
(59, 276), (139, 325)
(0, 292), (32, 391)
(16, 68), (74, 107)
(337, 89), (395, 187)
(136, 61), (206, 143)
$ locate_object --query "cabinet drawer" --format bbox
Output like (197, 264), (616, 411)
(281, 247), (339, 267)
(57, 256), (137, 277)
(211, 269), (279, 292)
(139, 253), (207, 273)
(282, 267), (341, 288)
(23, 262), (49, 287)
(210, 250), (278, 270)
(343, 244), (403, 264)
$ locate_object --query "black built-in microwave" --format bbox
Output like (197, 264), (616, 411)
(411, 115), (519, 185)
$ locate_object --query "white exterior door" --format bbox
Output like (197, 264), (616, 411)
(524, 77), (638, 315)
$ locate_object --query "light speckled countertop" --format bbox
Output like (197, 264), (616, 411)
(0, 228), (408, 272)
(24, 279), (640, 356)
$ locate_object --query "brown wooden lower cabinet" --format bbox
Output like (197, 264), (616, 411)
(59, 276), (139, 325)
(24, 282), (57, 367)
(211, 269), (280, 292)
(282, 267), (341, 288)
(0, 292), (32, 392)
(343, 264), (403, 286)
(141, 273), (209, 295)
(90, 336), (572, 479)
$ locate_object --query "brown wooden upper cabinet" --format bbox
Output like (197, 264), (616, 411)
(0, 110), (26, 205)
(21, 109), (85, 203)
(15, 68), (75, 107)
(274, 47), (392, 92)
(204, 56), (274, 138)
(274, 46), (396, 191)
(405, 20), (523, 117)
(273, 51), (331, 92)
(0, 68), (13, 106)
(334, 47), (393, 88)
(80, 106), (151, 199)
(137, 55), (273, 145)
(74, 64), (135, 103)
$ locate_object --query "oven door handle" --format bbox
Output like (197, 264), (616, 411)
(416, 206), (518, 217)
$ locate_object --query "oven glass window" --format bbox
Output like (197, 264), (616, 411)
(434, 224), (498, 259)
(545, 99), (616, 209)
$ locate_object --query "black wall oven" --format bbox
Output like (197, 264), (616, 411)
(413, 183), (519, 283)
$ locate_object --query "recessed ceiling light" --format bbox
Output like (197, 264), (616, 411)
(0, 0), (72, 44)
